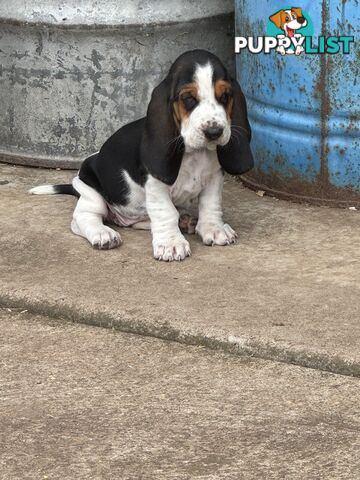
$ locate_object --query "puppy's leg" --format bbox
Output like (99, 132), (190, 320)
(145, 176), (191, 261)
(71, 177), (122, 250)
(196, 170), (237, 246)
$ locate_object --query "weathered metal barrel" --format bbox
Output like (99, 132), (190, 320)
(0, 0), (234, 169)
(235, 0), (360, 207)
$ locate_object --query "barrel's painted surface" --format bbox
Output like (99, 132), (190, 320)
(0, 0), (234, 168)
(235, 0), (360, 206)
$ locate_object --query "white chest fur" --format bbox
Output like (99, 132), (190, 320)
(109, 149), (221, 225)
(170, 149), (221, 207)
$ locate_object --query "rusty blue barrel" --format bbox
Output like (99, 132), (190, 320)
(235, 0), (359, 207)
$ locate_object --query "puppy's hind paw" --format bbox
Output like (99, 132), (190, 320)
(179, 213), (198, 235)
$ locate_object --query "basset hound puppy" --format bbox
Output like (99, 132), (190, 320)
(30, 49), (254, 261)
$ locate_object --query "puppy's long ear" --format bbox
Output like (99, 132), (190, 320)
(217, 78), (254, 175)
(140, 79), (184, 185)
(269, 11), (283, 29)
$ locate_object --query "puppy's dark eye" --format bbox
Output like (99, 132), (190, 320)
(285, 16), (290, 21)
(182, 95), (198, 112)
(219, 92), (229, 105)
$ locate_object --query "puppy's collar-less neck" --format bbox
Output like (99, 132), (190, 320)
(185, 144), (218, 154)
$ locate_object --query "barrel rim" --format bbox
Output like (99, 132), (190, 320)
(0, 2), (235, 30)
(240, 175), (360, 209)
(0, 152), (81, 171)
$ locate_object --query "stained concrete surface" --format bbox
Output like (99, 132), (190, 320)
(1, 164), (360, 376)
(0, 1), (235, 168)
(1, 308), (359, 480)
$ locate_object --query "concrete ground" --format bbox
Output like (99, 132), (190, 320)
(1, 164), (360, 375)
(0, 163), (360, 478)
(1, 307), (360, 480)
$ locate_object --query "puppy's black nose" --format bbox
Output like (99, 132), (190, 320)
(204, 126), (224, 140)
(297, 16), (306, 24)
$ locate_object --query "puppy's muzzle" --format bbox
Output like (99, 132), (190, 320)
(203, 126), (224, 141)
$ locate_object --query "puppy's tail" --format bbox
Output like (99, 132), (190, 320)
(29, 184), (79, 197)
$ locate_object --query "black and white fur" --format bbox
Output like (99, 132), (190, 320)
(30, 50), (254, 261)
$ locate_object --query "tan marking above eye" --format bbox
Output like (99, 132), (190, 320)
(179, 82), (199, 100)
(173, 83), (199, 126)
(214, 80), (231, 99)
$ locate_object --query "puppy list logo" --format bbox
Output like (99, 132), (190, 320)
(235, 6), (354, 56)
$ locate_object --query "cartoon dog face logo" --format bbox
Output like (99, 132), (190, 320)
(270, 7), (307, 37)
(269, 7), (308, 55)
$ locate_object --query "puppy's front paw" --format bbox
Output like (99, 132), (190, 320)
(91, 226), (122, 250)
(196, 223), (237, 246)
(153, 235), (191, 262)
